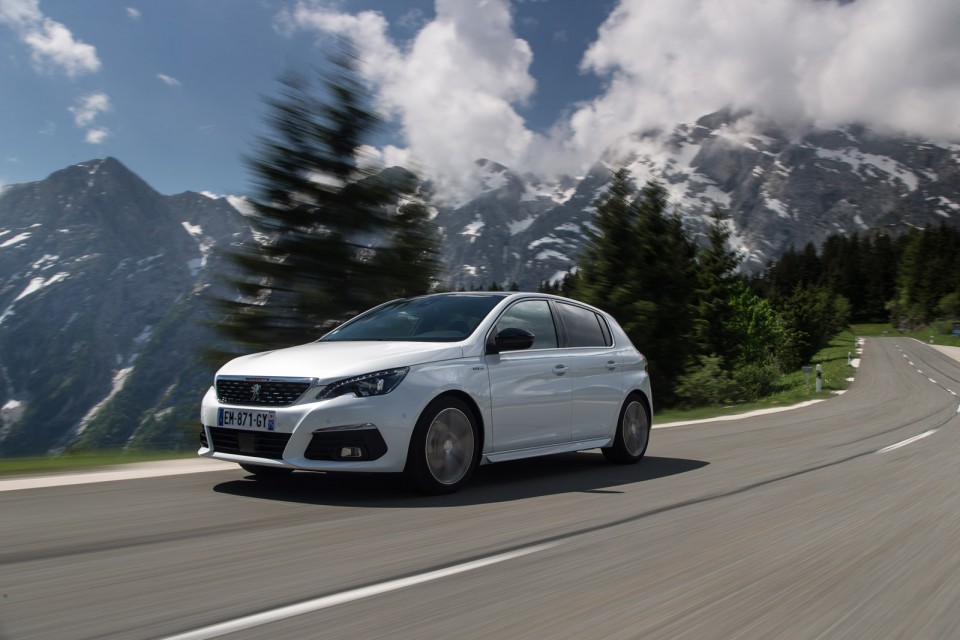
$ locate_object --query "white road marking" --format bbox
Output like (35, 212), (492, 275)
(159, 542), (562, 640)
(929, 378), (938, 384)
(876, 430), (937, 454)
(655, 400), (825, 428)
(917, 369), (924, 374)
(908, 361), (914, 366)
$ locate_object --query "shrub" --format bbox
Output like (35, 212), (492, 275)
(675, 355), (739, 407)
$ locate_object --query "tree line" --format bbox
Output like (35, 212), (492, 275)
(751, 224), (960, 330)
(540, 169), (849, 407)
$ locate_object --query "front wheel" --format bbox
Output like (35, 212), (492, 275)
(602, 395), (650, 464)
(405, 396), (480, 494)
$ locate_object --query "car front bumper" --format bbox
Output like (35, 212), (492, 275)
(198, 386), (419, 473)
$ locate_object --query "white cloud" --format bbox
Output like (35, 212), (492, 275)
(279, 0), (537, 201)
(69, 92), (111, 127)
(157, 73), (181, 86)
(126, 7), (141, 20)
(280, 0), (960, 200)
(69, 93), (111, 143)
(0, 0), (100, 76)
(571, 0), (960, 160)
(85, 127), (109, 144)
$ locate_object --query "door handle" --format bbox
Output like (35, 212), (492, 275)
(606, 360), (618, 370)
(553, 364), (569, 375)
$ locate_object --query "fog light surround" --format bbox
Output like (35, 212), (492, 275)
(304, 424), (388, 461)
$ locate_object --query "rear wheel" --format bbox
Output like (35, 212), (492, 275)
(405, 396), (480, 494)
(239, 463), (294, 479)
(602, 394), (650, 464)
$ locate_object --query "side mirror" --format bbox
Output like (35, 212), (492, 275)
(490, 327), (535, 353)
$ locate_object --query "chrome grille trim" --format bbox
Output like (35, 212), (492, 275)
(215, 376), (316, 407)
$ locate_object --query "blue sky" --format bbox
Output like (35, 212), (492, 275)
(0, 0), (612, 197)
(1, 0), (958, 201)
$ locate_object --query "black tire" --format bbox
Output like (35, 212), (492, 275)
(405, 396), (480, 494)
(239, 463), (294, 479)
(602, 394), (650, 464)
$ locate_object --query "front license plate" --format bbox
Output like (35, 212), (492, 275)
(218, 408), (276, 431)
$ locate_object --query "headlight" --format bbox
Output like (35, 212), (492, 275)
(316, 367), (409, 400)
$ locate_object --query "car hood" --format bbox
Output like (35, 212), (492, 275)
(217, 341), (465, 381)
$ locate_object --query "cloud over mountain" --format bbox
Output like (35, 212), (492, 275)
(282, 0), (960, 201)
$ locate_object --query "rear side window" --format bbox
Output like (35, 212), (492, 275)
(557, 303), (611, 348)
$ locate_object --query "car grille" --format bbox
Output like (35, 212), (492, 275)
(215, 377), (314, 407)
(209, 427), (291, 459)
(305, 429), (388, 461)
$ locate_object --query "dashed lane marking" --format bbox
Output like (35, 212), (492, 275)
(876, 430), (937, 454)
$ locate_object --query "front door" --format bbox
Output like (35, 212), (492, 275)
(484, 299), (572, 452)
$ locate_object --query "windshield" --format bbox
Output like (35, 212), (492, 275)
(321, 294), (506, 342)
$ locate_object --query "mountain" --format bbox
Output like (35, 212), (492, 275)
(435, 111), (960, 290)
(1, 112), (958, 455)
(0, 158), (252, 456)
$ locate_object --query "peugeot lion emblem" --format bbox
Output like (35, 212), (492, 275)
(250, 383), (262, 401)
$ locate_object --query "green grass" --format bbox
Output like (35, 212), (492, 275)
(656, 329), (860, 424)
(851, 322), (960, 346)
(0, 449), (196, 477)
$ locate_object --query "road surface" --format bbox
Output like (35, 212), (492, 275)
(1, 337), (958, 639)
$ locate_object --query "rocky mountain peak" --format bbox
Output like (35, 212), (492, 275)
(0, 159), (253, 456)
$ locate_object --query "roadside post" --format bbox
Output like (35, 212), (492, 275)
(816, 364), (823, 393)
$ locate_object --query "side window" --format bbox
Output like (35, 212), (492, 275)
(557, 303), (610, 347)
(494, 300), (559, 349)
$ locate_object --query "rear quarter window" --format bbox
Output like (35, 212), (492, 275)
(556, 302), (611, 348)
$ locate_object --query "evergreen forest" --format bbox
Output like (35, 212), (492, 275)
(540, 170), (960, 408)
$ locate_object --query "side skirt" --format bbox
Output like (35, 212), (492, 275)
(482, 437), (613, 464)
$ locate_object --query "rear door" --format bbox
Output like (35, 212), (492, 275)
(554, 302), (623, 441)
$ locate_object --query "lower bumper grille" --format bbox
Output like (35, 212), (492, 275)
(209, 427), (291, 459)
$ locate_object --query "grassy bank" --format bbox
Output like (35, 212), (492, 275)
(851, 322), (960, 347)
(656, 329), (860, 424)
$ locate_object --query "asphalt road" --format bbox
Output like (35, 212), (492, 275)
(2, 337), (959, 639)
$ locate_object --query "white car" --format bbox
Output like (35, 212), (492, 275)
(199, 292), (652, 493)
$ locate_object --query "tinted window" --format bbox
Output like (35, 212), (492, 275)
(322, 294), (505, 342)
(557, 303), (609, 347)
(495, 300), (558, 349)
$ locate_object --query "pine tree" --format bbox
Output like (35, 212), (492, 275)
(210, 42), (439, 356)
(693, 206), (743, 365)
(574, 172), (699, 405)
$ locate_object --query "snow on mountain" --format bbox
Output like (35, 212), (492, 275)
(436, 110), (960, 290)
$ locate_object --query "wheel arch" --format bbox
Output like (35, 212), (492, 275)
(427, 390), (486, 454)
(629, 389), (652, 427)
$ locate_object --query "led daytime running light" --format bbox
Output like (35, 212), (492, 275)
(316, 367), (409, 400)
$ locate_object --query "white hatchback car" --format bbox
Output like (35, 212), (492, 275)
(199, 292), (652, 493)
